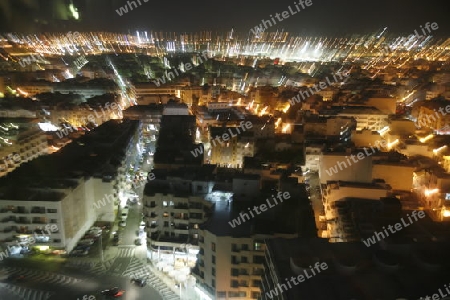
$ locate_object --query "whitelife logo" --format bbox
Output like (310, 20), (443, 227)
(18, 53), (45, 68)
(0, 224), (58, 261)
(362, 210), (425, 247)
(288, 71), (350, 106)
(250, 0), (313, 36)
(324, 140), (387, 177)
(265, 261), (328, 299)
(56, 102), (122, 139)
(152, 51), (209, 87)
(419, 282), (450, 300)
(416, 103), (450, 128)
(228, 192), (290, 228)
(116, 0), (149, 16)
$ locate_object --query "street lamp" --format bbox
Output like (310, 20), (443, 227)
(99, 233), (104, 262)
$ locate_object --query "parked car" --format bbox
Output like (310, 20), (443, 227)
(134, 238), (142, 246)
(130, 277), (147, 287)
(83, 233), (100, 240)
(88, 228), (102, 235)
(119, 221), (127, 227)
(101, 287), (125, 297)
(7, 274), (25, 282)
(70, 249), (89, 257)
(120, 212), (128, 221)
(74, 245), (91, 251)
(78, 239), (95, 246)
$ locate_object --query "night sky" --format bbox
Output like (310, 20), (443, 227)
(0, 0), (449, 36)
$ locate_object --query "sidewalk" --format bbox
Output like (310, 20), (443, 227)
(145, 257), (199, 300)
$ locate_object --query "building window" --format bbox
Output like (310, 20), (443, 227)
(241, 244), (249, 251)
(211, 279), (215, 288)
(212, 255), (216, 264)
(212, 267), (215, 276)
(252, 280), (262, 287)
(164, 221), (169, 227)
(50, 219), (57, 224)
(239, 280), (248, 287)
(163, 212), (169, 217)
(228, 291), (246, 298)
(230, 280), (238, 288)
(47, 209), (57, 213)
(251, 291), (261, 299)
(231, 268), (239, 276)
(253, 255), (264, 264)
(211, 242), (216, 252)
(217, 291), (226, 298)
(241, 256), (248, 263)
(254, 242), (262, 251)
(163, 201), (168, 207)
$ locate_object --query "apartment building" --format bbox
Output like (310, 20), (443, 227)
(321, 181), (391, 242)
(134, 84), (181, 105)
(320, 106), (388, 131)
(0, 120), (141, 252)
(142, 166), (217, 267)
(319, 150), (374, 184)
(0, 188), (69, 250)
(0, 120), (48, 177)
(142, 188), (211, 264)
(193, 179), (308, 300)
(195, 230), (269, 300)
(209, 126), (255, 169)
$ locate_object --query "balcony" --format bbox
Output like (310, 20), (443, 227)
(30, 208), (46, 214)
(173, 204), (189, 210)
(16, 219), (31, 224)
(174, 227), (189, 234)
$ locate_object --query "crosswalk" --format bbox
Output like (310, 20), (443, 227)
(2, 266), (82, 286)
(117, 246), (135, 257)
(0, 283), (54, 300)
(122, 257), (148, 277)
(59, 246), (180, 300)
(122, 262), (179, 300)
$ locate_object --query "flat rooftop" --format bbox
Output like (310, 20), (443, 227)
(265, 237), (450, 300)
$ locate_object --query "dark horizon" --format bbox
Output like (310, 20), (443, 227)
(1, 0), (449, 36)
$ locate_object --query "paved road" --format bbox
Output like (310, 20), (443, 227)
(0, 260), (163, 300)
(307, 172), (326, 237)
(0, 148), (181, 300)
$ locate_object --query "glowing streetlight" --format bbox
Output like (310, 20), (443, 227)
(419, 134), (433, 143)
(424, 189), (439, 197)
(433, 145), (447, 154)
